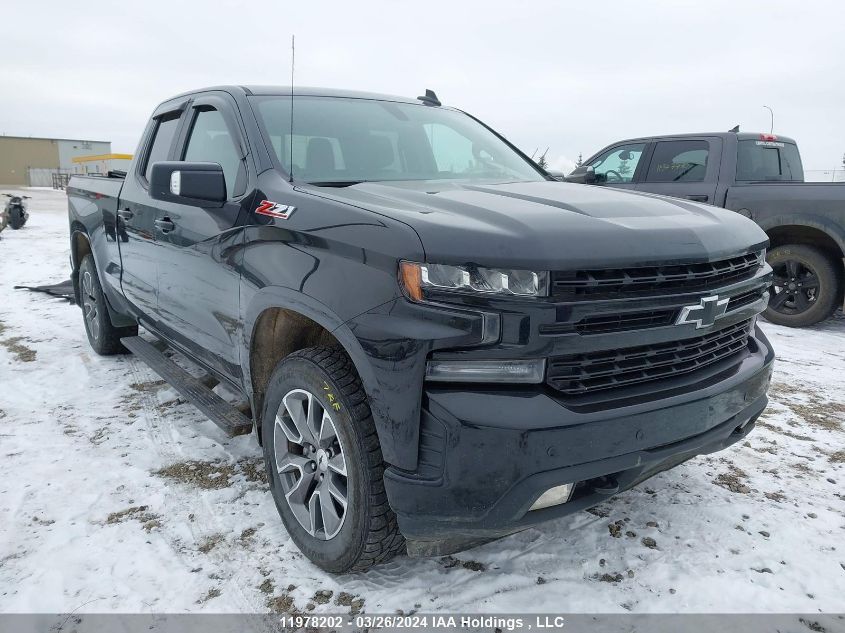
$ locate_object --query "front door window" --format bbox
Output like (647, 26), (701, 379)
(589, 143), (646, 184)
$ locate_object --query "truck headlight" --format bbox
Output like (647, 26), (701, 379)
(400, 261), (548, 302)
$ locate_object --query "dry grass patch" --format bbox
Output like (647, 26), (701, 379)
(757, 419), (814, 441)
(154, 460), (237, 489)
(335, 591), (365, 614)
(783, 399), (844, 432)
(1, 336), (36, 362)
(713, 464), (751, 494)
(197, 533), (225, 554)
(154, 458), (267, 490)
(106, 505), (161, 531)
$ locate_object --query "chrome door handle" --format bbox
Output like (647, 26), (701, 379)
(154, 218), (175, 233)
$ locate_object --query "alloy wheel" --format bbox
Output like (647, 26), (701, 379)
(81, 270), (101, 341)
(273, 388), (349, 540)
(769, 259), (819, 316)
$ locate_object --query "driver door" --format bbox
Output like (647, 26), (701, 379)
(153, 94), (251, 382)
(586, 142), (648, 190)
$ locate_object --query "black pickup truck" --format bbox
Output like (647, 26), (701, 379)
(566, 132), (845, 327)
(67, 86), (774, 572)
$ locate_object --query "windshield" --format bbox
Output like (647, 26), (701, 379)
(736, 140), (804, 182)
(250, 96), (545, 185)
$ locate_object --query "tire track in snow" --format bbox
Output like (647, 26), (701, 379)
(124, 354), (270, 614)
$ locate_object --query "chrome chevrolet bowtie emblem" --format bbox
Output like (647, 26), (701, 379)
(676, 295), (730, 329)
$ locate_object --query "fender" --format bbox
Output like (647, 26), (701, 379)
(241, 286), (403, 463)
(69, 226), (136, 328)
(754, 212), (845, 256)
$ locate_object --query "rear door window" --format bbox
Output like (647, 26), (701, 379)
(645, 140), (709, 183)
(143, 115), (180, 182)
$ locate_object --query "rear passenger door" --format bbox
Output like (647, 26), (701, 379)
(636, 138), (722, 204)
(118, 107), (184, 318)
(153, 93), (252, 382)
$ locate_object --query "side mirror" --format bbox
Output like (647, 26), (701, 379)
(546, 170), (566, 181)
(564, 165), (596, 184)
(149, 161), (226, 207)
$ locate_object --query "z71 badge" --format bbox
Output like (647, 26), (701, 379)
(255, 200), (296, 219)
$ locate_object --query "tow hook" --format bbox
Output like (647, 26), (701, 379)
(590, 475), (620, 495)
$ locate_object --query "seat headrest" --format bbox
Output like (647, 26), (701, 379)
(364, 135), (395, 170)
(305, 137), (335, 176)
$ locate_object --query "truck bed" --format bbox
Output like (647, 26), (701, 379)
(725, 181), (845, 223)
(67, 173), (124, 220)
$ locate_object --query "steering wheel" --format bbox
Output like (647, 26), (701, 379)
(604, 170), (623, 182)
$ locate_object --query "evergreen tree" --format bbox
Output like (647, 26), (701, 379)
(535, 148), (549, 170)
(575, 153), (583, 168)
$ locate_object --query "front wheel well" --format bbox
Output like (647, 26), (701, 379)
(766, 225), (844, 263)
(249, 307), (341, 442)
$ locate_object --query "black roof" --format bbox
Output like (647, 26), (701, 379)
(613, 131), (797, 145)
(168, 85), (425, 106)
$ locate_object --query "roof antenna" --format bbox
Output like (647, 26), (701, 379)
(729, 125), (740, 133)
(417, 89), (441, 106)
(289, 34), (296, 183)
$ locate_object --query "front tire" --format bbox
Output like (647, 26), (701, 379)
(261, 347), (404, 573)
(764, 244), (842, 327)
(78, 254), (138, 354)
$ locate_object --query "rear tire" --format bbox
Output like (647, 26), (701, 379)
(764, 244), (841, 327)
(79, 254), (138, 355)
(9, 207), (24, 230)
(261, 346), (404, 573)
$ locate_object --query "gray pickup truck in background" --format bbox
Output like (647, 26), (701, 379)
(566, 132), (845, 327)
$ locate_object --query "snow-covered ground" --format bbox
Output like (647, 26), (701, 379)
(1, 187), (844, 615)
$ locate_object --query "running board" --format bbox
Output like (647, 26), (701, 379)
(121, 336), (253, 437)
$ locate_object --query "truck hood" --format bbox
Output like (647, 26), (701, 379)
(306, 180), (768, 269)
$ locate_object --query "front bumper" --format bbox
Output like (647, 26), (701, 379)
(384, 326), (774, 556)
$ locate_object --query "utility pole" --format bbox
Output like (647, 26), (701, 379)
(763, 105), (774, 133)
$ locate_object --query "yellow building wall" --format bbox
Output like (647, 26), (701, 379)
(0, 137), (60, 186)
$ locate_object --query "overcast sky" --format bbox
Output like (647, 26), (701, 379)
(3, 1), (843, 173)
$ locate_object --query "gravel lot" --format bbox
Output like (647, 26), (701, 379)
(1, 187), (843, 615)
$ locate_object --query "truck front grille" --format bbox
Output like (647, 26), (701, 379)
(546, 319), (753, 396)
(574, 309), (676, 335)
(551, 252), (761, 299)
(541, 286), (768, 337)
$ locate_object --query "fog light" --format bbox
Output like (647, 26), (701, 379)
(425, 359), (545, 383)
(529, 483), (574, 511)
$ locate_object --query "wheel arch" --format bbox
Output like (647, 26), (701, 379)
(758, 214), (845, 264)
(244, 289), (386, 451)
(68, 223), (137, 328)
(69, 223), (94, 304)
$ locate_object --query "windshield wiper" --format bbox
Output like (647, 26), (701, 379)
(307, 180), (368, 188)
